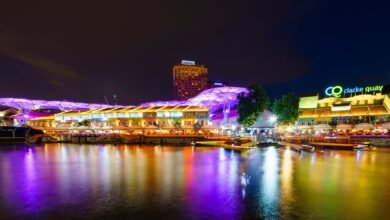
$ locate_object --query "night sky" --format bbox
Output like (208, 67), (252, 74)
(0, 0), (389, 104)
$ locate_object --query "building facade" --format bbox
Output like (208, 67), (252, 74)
(173, 60), (208, 100)
(297, 84), (389, 133)
(29, 105), (210, 131)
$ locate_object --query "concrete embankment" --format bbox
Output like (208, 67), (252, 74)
(350, 137), (390, 146)
(45, 134), (206, 145)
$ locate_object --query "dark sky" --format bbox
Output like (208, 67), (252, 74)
(0, 0), (389, 104)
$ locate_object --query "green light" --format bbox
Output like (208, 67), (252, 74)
(365, 85), (383, 93)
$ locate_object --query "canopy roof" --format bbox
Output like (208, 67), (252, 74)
(56, 105), (208, 116)
(141, 87), (248, 112)
(0, 98), (116, 111)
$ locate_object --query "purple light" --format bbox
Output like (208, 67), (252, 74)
(141, 87), (249, 113)
(0, 98), (118, 111)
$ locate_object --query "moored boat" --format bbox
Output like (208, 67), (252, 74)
(0, 126), (44, 144)
(195, 138), (257, 152)
(309, 141), (371, 150)
(278, 142), (315, 152)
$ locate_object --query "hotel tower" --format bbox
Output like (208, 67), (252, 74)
(173, 60), (208, 100)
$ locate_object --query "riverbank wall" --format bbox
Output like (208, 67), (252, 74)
(44, 134), (207, 145)
(350, 137), (390, 146)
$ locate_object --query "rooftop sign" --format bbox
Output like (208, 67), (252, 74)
(325, 85), (383, 97)
(181, 60), (195, 65)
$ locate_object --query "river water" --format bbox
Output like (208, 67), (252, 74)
(0, 144), (389, 219)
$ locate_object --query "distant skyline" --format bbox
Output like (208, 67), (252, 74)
(0, 0), (389, 104)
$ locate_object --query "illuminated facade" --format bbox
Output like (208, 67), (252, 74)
(173, 60), (208, 100)
(0, 98), (117, 125)
(142, 86), (275, 130)
(7, 86), (275, 132)
(0, 98), (115, 111)
(297, 84), (389, 132)
(29, 105), (210, 132)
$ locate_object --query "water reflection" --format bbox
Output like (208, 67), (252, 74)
(280, 148), (294, 218)
(259, 147), (279, 218)
(0, 144), (390, 219)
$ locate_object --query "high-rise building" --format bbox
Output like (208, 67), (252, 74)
(173, 60), (208, 100)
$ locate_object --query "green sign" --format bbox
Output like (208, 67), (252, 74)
(325, 85), (383, 97)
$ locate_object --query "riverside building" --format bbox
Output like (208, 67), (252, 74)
(28, 105), (212, 135)
(297, 84), (390, 133)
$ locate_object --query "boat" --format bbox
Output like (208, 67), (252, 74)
(221, 144), (255, 152)
(278, 142), (315, 153)
(195, 141), (226, 146)
(0, 126), (44, 144)
(309, 141), (371, 150)
(353, 144), (371, 150)
(195, 138), (257, 152)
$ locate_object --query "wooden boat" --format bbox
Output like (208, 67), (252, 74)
(221, 144), (254, 152)
(309, 141), (370, 150)
(0, 126), (44, 144)
(278, 142), (315, 152)
(195, 140), (257, 152)
(353, 144), (370, 150)
(195, 141), (226, 146)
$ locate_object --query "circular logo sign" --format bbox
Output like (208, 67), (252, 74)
(325, 85), (343, 97)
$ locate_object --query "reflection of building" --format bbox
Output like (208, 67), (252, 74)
(297, 84), (389, 133)
(173, 60), (208, 100)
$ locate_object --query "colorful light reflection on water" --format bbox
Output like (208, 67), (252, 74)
(0, 144), (390, 219)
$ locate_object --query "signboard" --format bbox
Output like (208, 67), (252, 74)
(181, 60), (195, 65)
(331, 105), (351, 111)
(325, 85), (383, 97)
(299, 96), (319, 109)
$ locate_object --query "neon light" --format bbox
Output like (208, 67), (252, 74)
(325, 87), (333, 96)
(365, 85), (383, 93)
(325, 85), (343, 97)
(142, 87), (249, 113)
(181, 60), (195, 65)
(325, 84), (384, 97)
(344, 87), (363, 94)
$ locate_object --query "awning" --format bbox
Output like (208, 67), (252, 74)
(296, 125), (312, 130)
(379, 122), (390, 129)
(313, 124), (332, 130)
(355, 123), (374, 130)
(201, 124), (218, 130)
(336, 124), (352, 130)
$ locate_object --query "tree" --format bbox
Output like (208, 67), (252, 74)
(0, 118), (5, 126)
(237, 84), (269, 127)
(76, 120), (90, 127)
(173, 120), (181, 129)
(272, 93), (299, 125)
